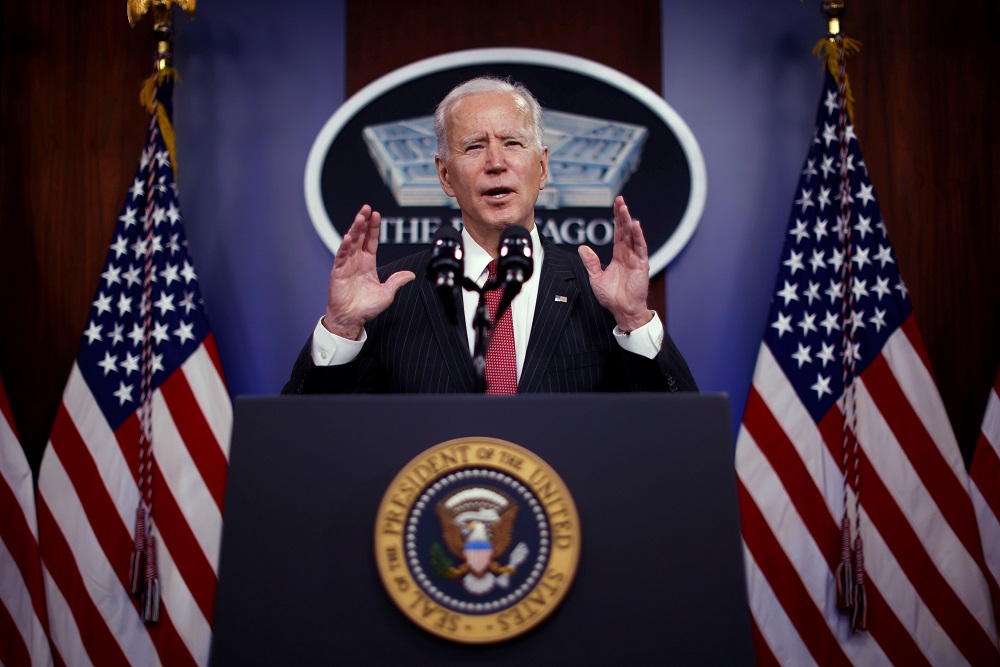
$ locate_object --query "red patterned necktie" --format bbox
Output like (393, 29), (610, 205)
(484, 259), (517, 394)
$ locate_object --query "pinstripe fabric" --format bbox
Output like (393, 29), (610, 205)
(283, 240), (697, 395)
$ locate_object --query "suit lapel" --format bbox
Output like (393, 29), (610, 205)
(416, 263), (478, 391)
(518, 246), (579, 393)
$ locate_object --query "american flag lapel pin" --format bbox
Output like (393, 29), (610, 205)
(554, 295), (568, 303)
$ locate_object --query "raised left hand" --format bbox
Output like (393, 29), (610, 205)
(578, 196), (653, 331)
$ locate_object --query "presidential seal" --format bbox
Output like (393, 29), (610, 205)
(374, 437), (581, 643)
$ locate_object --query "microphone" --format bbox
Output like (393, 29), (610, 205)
(426, 225), (463, 325)
(493, 225), (534, 322)
(496, 225), (533, 289)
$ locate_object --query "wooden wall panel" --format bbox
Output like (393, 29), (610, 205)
(0, 3), (153, 471)
(846, 0), (1000, 461)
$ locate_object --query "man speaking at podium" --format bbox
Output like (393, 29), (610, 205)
(283, 76), (697, 395)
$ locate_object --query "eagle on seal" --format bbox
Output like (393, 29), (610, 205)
(436, 486), (519, 580)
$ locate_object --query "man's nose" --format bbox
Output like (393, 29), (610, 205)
(484, 143), (505, 172)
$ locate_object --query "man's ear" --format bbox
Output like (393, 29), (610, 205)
(538, 146), (549, 190)
(436, 155), (455, 197)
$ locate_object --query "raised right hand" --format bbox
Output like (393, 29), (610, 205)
(323, 204), (415, 340)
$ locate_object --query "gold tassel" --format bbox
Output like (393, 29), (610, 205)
(138, 67), (181, 173)
(811, 37), (861, 122)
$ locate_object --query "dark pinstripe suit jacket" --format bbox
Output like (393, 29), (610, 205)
(282, 241), (697, 394)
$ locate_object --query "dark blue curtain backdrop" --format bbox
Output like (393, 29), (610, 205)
(174, 1), (821, 436)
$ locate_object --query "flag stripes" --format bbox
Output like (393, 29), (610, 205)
(971, 366), (1000, 636)
(39, 341), (226, 666)
(736, 61), (997, 665)
(0, 376), (53, 667)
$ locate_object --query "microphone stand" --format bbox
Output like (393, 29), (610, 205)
(464, 275), (502, 394)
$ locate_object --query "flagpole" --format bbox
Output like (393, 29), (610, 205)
(125, 0), (196, 625)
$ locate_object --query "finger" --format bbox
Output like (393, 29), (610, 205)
(631, 218), (648, 257)
(363, 209), (381, 254)
(383, 270), (416, 296)
(338, 205), (372, 259)
(577, 245), (602, 278)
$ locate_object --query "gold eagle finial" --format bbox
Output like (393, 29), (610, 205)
(127, 0), (196, 28)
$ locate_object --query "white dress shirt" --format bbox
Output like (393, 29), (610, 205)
(310, 226), (664, 377)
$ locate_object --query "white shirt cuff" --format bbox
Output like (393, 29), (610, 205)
(613, 311), (664, 360)
(310, 316), (367, 366)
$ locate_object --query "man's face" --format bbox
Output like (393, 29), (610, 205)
(435, 91), (549, 250)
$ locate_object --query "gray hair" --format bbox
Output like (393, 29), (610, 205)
(433, 76), (544, 156)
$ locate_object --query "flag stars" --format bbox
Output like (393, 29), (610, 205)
(777, 281), (800, 306)
(851, 279), (870, 302)
(151, 352), (165, 375)
(97, 352), (118, 376)
(116, 293), (133, 317)
(92, 292), (113, 317)
(128, 178), (144, 201)
(140, 146), (153, 169)
(153, 292), (175, 316)
(798, 311), (818, 336)
(811, 373), (833, 399)
(802, 158), (818, 181)
(132, 237), (149, 259)
(814, 219), (829, 242)
(123, 265), (142, 288)
(166, 233), (181, 255)
(108, 322), (125, 347)
(820, 155), (837, 179)
(822, 123), (838, 147)
(174, 321), (195, 345)
(161, 262), (180, 286)
(825, 279), (844, 304)
(824, 90), (839, 116)
(848, 309), (867, 334)
(113, 381), (135, 406)
(120, 351), (140, 376)
(84, 321), (103, 344)
(872, 276), (892, 300)
(874, 244), (895, 268)
(101, 264), (122, 287)
(817, 186), (832, 211)
(127, 323), (145, 347)
(151, 321), (171, 345)
(792, 344), (813, 368)
(856, 183), (876, 208)
(795, 189), (815, 213)
(804, 281), (821, 305)
(809, 249), (827, 274)
(155, 149), (170, 168)
(181, 261), (198, 284)
(896, 279), (909, 300)
(851, 247), (872, 271)
(870, 308), (888, 333)
(820, 310), (841, 336)
(817, 341), (837, 367)
(784, 250), (805, 275)
(844, 340), (862, 363)
(166, 202), (181, 225)
(790, 219), (810, 244)
(829, 248), (845, 273)
(111, 234), (130, 258)
(771, 312), (794, 338)
(179, 291), (197, 315)
(854, 215), (874, 241)
(152, 206), (167, 227)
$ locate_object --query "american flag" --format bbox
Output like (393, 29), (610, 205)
(36, 77), (232, 666)
(735, 64), (999, 664)
(0, 376), (53, 666)
(971, 363), (1000, 635)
